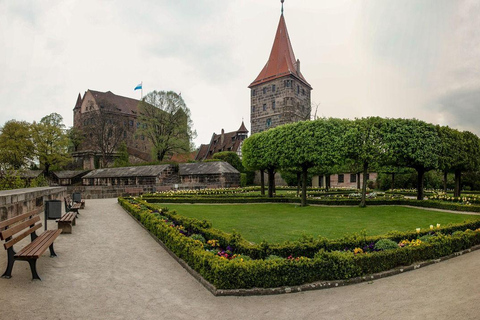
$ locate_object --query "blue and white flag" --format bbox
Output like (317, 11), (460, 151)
(134, 83), (142, 91)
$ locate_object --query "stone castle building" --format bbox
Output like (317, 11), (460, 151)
(195, 122), (249, 160)
(249, 7), (312, 134)
(72, 90), (152, 169)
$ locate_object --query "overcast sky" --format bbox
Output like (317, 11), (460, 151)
(1, 0), (479, 148)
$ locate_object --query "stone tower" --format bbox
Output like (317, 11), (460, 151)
(249, 3), (312, 134)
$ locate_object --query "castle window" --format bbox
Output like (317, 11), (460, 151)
(338, 174), (344, 183)
(263, 87), (267, 94)
(272, 101), (276, 110)
(263, 104), (266, 111)
(266, 118), (272, 127)
(365, 173), (370, 180)
(252, 106), (255, 113)
(129, 120), (133, 126)
(252, 90), (256, 97)
(285, 80), (292, 87)
(350, 174), (356, 183)
(137, 122), (140, 128)
(297, 85), (300, 94)
(272, 84), (276, 92)
(302, 89), (305, 95)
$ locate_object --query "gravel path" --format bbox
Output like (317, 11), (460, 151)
(0, 198), (479, 320)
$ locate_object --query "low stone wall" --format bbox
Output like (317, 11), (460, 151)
(66, 185), (174, 199)
(0, 187), (66, 221)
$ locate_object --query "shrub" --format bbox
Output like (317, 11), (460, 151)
(374, 239), (399, 251)
(265, 255), (283, 261)
(190, 234), (206, 244)
(118, 197), (480, 290)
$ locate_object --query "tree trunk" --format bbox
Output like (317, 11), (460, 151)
(416, 168), (425, 200)
(454, 169), (461, 197)
(301, 167), (308, 206)
(443, 171), (448, 193)
(296, 172), (301, 197)
(356, 172), (361, 189)
(360, 163), (368, 208)
(260, 170), (265, 196)
(325, 175), (330, 191)
(391, 173), (395, 190)
(267, 168), (275, 198)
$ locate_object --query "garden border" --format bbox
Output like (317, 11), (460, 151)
(122, 204), (480, 296)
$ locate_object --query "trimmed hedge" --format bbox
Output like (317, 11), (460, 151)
(142, 195), (480, 213)
(119, 197), (480, 289)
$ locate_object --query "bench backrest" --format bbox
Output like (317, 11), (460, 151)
(0, 207), (43, 250)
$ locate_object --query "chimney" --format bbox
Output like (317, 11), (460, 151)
(296, 59), (301, 74)
(221, 129), (225, 145)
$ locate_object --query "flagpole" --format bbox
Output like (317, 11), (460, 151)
(141, 81), (143, 99)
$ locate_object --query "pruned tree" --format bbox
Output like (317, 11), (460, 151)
(344, 117), (386, 207)
(383, 119), (440, 200)
(242, 132), (279, 196)
(0, 120), (34, 170)
(32, 113), (71, 176)
(138, 91), (196, 162)
(82, 99), (126, 168)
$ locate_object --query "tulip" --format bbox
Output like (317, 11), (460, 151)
(437, 223), (440, 229)
(416, 228), (421, 233)
(430, 225), (434, 230)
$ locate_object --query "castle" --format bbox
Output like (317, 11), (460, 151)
(249, 3), (312, 134)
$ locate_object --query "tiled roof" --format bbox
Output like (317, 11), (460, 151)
(249, 14), (311, 89)
(195, 144), (210, 161)
(237, 121), (249, 133)
(169, 151), (197, 163)
(195, 122), (248, 161)
(179, 162), (239, 175)
(83, 165), (170, 178)
(74, 93), (83, 110)
(87, 90), (140, 115)
(52, 170), (90, 179)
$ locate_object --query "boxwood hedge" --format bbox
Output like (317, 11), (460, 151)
(119, 197), (480, 290)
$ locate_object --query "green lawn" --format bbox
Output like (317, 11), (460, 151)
(154, 203), (480, 243)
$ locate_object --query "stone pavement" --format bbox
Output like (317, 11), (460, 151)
(0, 198), (479, 320)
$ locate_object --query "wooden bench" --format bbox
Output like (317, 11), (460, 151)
(56, 212), (76, 234)
(64, 197), (81, 215)
(0, 208), (62, 280)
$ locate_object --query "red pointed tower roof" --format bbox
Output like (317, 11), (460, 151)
(249, 12), (311, 89)
(237, 121), (249, 133)
(73, 93), (83, 110)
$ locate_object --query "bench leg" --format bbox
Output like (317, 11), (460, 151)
(1, 247), (16, 279)
(28, 259), (41, 281)
(58, 221), (72, 234)
(49, 243), (57, 258)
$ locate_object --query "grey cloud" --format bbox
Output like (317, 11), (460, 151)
(434, 88), (480, 134)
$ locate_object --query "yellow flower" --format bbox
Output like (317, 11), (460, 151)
(416, 228), (421, 233)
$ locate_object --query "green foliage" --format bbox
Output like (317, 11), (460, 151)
(114, 142), (130, 167)
(138, 91), (196, 161)
(119, 197), (480, 289)
(66, 126), (84, 153)
(374, 239), (399, 251)
(0, 171), (26, 190)
(189, 233), (206, 243)
(240, 173), (247, 187)
(0, 120), (34, 170)
(212, 151), (244, 172)
(32, 113), (71, 175)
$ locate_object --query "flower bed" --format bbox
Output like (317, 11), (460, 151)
(119, 197), (480, 290)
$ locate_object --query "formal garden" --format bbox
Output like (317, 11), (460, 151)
(117, 117), (480, 291)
